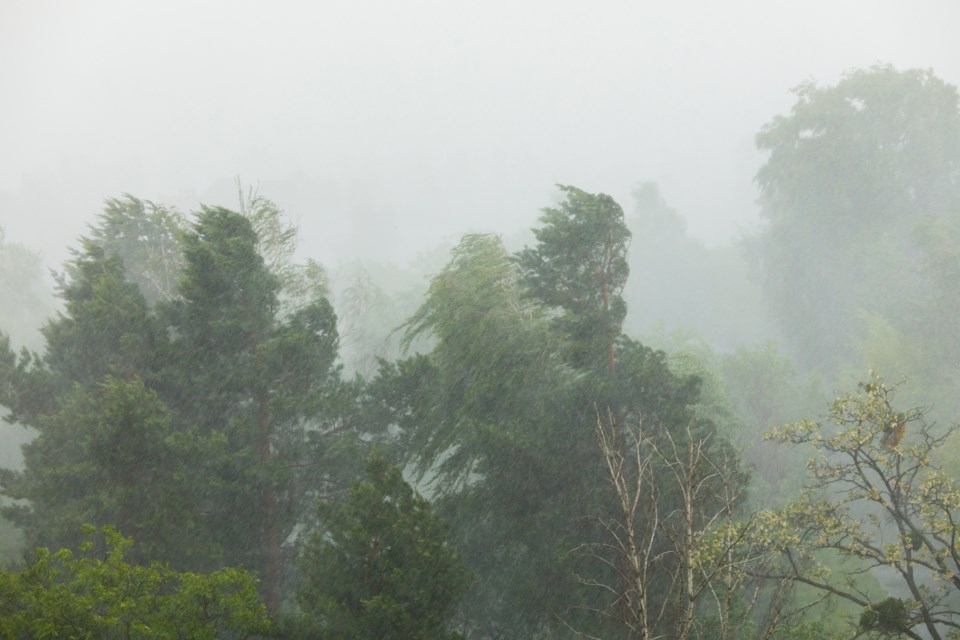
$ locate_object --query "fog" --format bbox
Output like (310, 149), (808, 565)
(3, 0), (959, 269)
(6, 4), (960, 636)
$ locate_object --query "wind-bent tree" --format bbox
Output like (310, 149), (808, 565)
(755, 376), (960, 640)
(380, 186), (730, 637)
(163, 206), (347, 615)
(1, 376), (212, 568)
(298, 452), (470, 639)
(85, 194), (187, 306)
(517, 184), (630, 376)
(1, 197), (355, 618)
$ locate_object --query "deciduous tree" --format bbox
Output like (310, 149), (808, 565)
(756, 376), (960, 640)
(0, 526), (268, 639)
(755, 66), (960, 371)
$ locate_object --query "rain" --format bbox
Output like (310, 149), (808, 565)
(2, 2), (960, 638)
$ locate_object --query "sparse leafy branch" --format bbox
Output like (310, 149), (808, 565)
(755, 375), (960, 640)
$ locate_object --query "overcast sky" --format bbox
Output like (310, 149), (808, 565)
(2, 0), (959, 268)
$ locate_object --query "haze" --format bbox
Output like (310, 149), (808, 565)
(3, 0), (959, 268)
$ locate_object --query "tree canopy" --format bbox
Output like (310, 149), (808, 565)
(755, 65), (960, 370)
(0, 526), (268, 640)
(298, 452), (470, 639)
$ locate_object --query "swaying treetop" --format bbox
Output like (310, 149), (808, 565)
(516, 185), (630, 374)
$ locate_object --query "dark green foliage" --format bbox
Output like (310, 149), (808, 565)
(1, 376), (210, 566)
(0, 242), (181, 560)
(298, 452), (469, 640)
(388, 194), (732, 637)
(859, 598), (909, 635)
(161, 207), (351, 612)
(1, 198), (354, 617)
(516, 185), (630, 373)
(41, 242), (165, 406)
(0, 526), (268, 639)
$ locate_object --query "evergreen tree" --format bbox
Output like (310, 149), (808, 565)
(162, 206), (349, 614)
(1, 198), (355, 618)
(85, 194), (187, 306)
(298, 452), (469, 640)
(385, 188), (730, 637)
(516, 185), (630, 375)
(0, 243), (182, 559)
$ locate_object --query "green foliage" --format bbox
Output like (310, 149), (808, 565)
(0, 229), (52, 562)
(516, 184), (630, 373)
(0, 242), (181, 560)
(298, 452), (469, 640)
(43, 241), (166, 401)
(1, 197), (355, 617)
(756, 375), (960, 639)
(859, 597), (909, 635)
(84, 194), (187, 306)
(0, 526), (268, 639)
(715, 343), (825, 504)
(384, 190), (733, 637)
(400, 233), (571, 486)
(1, 376), (210, 566)
(857, 214), (960, 433)
(754, 65), (960, 371)
(161, 206), (352, 611)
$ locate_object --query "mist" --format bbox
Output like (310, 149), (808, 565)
(4, 1), (959, 270)
(4, 2), (960, 638)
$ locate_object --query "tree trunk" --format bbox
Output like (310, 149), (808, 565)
(258, 393), (281, 616)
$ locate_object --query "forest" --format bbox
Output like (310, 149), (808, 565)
(2, 65), (960, 640)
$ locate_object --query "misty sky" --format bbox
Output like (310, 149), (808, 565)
(2, 0), (959, 268)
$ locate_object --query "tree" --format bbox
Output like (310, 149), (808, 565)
(0, 526), (268, 639)
(580, 410), (764, 640)
(162, 206), (349, 615)
(399, 233), (572, 488)
(714, 343), (825, 502)
(298, 452), (470, 640)
(1, 197), (355, 618)
(517, 185), (630, 376)
(1, 376), (211, 567)
(0, 228), (53, 564)
(389, 213), (723, 637)
(754, 65), (960, 371)
(0, 243), (180, 558)
(755, 376), (960, 640)
(84, 194), (187, 306)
